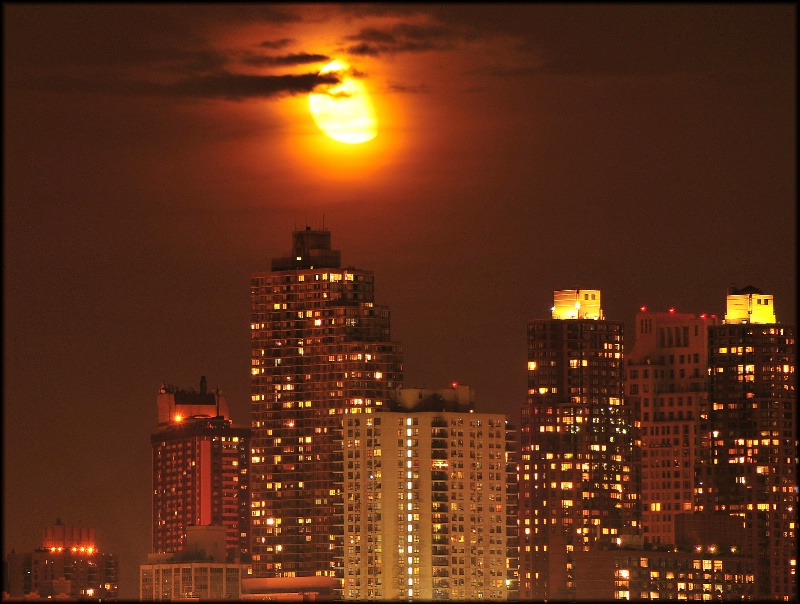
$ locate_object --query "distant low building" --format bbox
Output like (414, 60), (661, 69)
(240, 576), (338, 601)
(605, 547), (756, 601)
(140, 525), (248, 600)
(4, 519), (119, 600)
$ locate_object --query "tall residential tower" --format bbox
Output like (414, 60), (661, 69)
(249, 228), (403, 587)
(519, 289), (635, 600)
(702, 286), (796, 600)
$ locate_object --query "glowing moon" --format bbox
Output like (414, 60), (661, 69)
(309, 60), (377, 144)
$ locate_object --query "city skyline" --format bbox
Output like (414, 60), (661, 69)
(4, 5), (796, 599)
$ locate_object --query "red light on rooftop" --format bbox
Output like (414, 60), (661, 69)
(700, 313), (707, 319)
(711, 314), (717, 319)
(640, 306), (647, 312)
(669, 307), (675, 314)
(451, 381), (458, 389)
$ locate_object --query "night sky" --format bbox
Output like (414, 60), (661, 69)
(4, 5), (795, 599)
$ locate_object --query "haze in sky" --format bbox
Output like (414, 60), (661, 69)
(4, 4), (795, 598)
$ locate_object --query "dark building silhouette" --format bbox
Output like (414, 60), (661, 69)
(249, 228), (403, 591)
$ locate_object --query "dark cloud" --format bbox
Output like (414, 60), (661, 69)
(259, 38), (296, 49)
(163, 48), (232, 74)
(159, 70), (340, 101)
(347, 27), (397, 44)
(345, 43), (381, 57)
(387, 82), (430, 94)
(343, 22), (460, 56)
(242, 53), (330, 67)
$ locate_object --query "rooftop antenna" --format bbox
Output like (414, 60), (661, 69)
(215, 387), (220, 418)
(322, 213), (325, 231)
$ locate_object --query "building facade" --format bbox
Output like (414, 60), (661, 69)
(5, 519), (119, 600)
(140, 560), (245, 600)
(519, 289), (635, 600)
(152, 378), (251, 561)
(339, 387), (518, 600)
(249, 228), (403, 585)
(626, 308), (719, 546)
(607, 548), (757, 600)
(700, 286), (797, 600)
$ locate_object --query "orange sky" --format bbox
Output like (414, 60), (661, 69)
(4, 4), (796, 598)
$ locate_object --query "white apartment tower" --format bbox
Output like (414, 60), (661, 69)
(340, 387), (519, 601)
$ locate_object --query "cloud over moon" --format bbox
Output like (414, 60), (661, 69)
(159, 70), (341, 101)
(242, 52), (330, 67)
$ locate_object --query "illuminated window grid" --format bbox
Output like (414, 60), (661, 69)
(250, 243), (403, 585)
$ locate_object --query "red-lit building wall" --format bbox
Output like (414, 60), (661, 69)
(151, 414), (250, 561)
(626, 309), (718, 546)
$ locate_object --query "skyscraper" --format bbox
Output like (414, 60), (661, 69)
(340, 386), (519, 600)
(519, 289), (634, 600)
(701, 286), (796, 600)
(151, 377), (250, 561)
(249, 228), (403, 585)
(626, 307), (719, 546)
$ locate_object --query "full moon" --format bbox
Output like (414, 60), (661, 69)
(309, 60), (377, 144)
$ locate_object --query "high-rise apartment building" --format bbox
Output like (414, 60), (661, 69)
(249, 228), (403, 585)
(519, 289), (635, 600)
(340, 387), (519, 600)
(626, 307), (719, 546)
(701, 286), (796, 600)
(151, 377), (250, 561)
